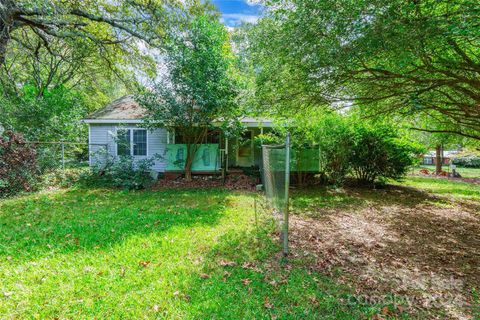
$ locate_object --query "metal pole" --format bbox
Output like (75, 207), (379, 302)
(283, 132), (291, 256)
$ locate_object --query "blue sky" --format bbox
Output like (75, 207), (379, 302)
(211, 0), (263, 28)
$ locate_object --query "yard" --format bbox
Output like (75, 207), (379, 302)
(412, 165), (480, 179)
(0, 177), (478, 319)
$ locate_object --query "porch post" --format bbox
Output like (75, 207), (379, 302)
(225, 137), (229, 173)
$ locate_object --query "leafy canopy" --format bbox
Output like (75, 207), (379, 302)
(249, 0), (480, 140)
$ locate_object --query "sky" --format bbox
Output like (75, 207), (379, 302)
(211, 0), (263, 28)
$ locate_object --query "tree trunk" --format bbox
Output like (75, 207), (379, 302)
(184, 143), (193, 182)
(435, 144), (442, 175)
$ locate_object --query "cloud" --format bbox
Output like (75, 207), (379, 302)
(245, 0), (262, 5)
(220, 13), (259, 27)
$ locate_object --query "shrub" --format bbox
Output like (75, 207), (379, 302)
(86, 154), (156, 190)
(349, 125), (420, 185)
(41, 167), (89, 189)
(0, 131), (39, 196)
(312, 115), (353, 186)
(452, 156), (480, 168)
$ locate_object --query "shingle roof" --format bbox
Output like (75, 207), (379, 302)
(85, 95), (147, 120)
(83, 95), (273, 126)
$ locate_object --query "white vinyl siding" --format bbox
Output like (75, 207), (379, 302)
(88, 124), (167, 172)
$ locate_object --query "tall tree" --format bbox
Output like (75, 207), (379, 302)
(0, 0), (176, 66)
(139, 15), (238, 181)
(250, 0), (480, 140)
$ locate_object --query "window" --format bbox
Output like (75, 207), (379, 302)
(133, 130), (147, 156)
(116, 128), (147, 156)
(117, 129), (131, 156)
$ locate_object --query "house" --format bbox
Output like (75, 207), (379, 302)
(421, 150), (459, 165)
(82, 96), (273, 177)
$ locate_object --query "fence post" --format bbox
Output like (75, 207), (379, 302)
(283, 132), (291, 257)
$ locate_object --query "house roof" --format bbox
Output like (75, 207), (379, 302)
(85, 96), (146, 122)
(83, 95), (273, 127)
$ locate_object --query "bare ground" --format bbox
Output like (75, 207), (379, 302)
(287, 185), (480, 319)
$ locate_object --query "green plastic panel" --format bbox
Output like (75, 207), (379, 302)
(290, 148), (321, 172)
(166, 144), (220, 172)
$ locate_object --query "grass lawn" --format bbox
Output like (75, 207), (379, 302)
(0, 188), (383, 319)
(413, 164), (480, 178)
(0, 177), (478, 319)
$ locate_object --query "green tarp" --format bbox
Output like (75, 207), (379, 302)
(166, 144), (221, 172)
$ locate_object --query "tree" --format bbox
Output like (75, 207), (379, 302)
(249, 0), (480, 140)
(138, 15), (238, 181)
(0, 0), (178, 67)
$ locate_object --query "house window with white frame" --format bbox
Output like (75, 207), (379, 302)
(116, 128), (147, 156)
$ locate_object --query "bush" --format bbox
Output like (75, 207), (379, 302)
(0, 131), (39, 196)
(452, 156), (480, 168)
(86, 155), (156, 190)
(41, 167), (89, 189)
(287, 112), (421, 187)
(315, 116), (353, 186)
(349, 125), (420, 185)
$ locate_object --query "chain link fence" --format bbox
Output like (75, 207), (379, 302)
(261, 133), (291, 256)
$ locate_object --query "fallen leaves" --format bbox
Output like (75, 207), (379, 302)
(219, 260), (237, 267)
(242, 278), (252, 286)
(139, 261), (151, 268)
(263, 297), (274, 309)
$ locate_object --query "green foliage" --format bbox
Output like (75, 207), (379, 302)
(0, 131), (39, 197)
(349, 124), (421, 185)
(249, 0), (480, 140)
(452, 156), (480, 168)
(275, 112), (422, 186)
(138, 14), (239, 180)
(1, 85), (88, 142)
(312, 114), (353, 185)
(40, 167), (89, 189)
(88, 155), (156, 190)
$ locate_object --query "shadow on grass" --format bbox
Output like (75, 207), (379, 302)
(290, 183), (446, 218)
(0, 187), (229, 262)
(178, 224), (387, 319)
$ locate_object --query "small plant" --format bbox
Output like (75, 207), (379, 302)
(0, 131), (39, 197)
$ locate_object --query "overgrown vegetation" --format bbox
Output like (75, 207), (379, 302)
(265, 112), (422, 186)
(0, 131), (39, 196)
(88, 155), (157, 190)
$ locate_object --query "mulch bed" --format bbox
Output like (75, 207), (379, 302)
(153, 173), (259, 191)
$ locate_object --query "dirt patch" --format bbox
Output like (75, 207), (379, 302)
(153, 174), (258, 191)
(288, 185), (480, 319)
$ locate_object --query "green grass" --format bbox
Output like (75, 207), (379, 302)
(413, 164), (480, 178)
(0, 188), (383, 319)
(396, 176), (480, 201)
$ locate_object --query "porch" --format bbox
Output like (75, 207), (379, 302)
(164, 127), (268, 176)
